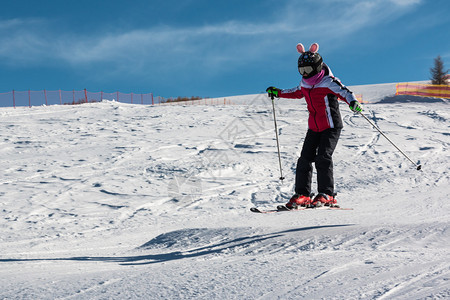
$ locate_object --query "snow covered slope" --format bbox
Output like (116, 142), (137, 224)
(0, 86), (448, 299)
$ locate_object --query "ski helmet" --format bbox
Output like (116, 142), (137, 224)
(297, 43), (323, 78)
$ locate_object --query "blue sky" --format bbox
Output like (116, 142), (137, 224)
(0, 0), (449, 98)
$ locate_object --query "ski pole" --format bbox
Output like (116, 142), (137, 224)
(270, 94), (286, 181)
(359, 111), (422, 170)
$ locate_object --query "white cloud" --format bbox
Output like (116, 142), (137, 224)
(0, 0), (424, 74)
(0, 18), (51, 64)
(388, 0), (422, 6)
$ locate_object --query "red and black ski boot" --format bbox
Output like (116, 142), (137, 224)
(285, 194), (313, 209)
(312, 193), (339, 208)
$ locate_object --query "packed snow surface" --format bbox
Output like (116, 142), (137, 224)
(0, 84), (449, 299)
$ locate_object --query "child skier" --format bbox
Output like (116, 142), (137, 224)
(266, 42), (362, 209)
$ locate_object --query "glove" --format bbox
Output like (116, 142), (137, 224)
(349, 100), (363, 113)
(266, 86), (281, 98)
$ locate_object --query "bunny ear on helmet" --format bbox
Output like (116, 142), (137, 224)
(309, 43), (319, 53)
(296, 43), (305, 54)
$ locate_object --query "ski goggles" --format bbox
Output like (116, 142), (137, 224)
(298, 66), (314, 76)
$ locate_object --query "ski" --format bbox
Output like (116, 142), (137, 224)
(250, 205), (353, 213)
(249, 206), (307, 213)
(277, 204), (353, 211)
(250, 207), (279, 214)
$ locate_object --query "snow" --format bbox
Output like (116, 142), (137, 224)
(0, 83), (449, 299)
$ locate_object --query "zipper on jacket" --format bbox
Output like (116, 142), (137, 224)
(308, 85), (319, 131)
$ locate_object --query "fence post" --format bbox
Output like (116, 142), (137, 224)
(84, 89), (88, 103)
(131, 92), (133, 104)
(101, 91), (103, 102)
(13, 89), (15, 108)
(73, 90), (75, 104)
(28, 89), (31, 108)
(44, 89), (47, 106)
(117, 91), (119, 102)
(59, 89), (62, 105)
(141, 94), (143, 105)
(151, 93), (154, 105)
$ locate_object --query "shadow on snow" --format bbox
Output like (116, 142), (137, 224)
(0, 224), (353, 266)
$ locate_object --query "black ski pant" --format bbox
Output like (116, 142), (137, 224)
(295, 128), (341, 196)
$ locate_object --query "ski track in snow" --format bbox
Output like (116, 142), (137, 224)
(0, 91), (449, 299)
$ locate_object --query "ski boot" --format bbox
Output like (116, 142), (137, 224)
(285, 194), (312, 209)
(312, 193), (339, 208)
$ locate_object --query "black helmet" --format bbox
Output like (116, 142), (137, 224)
(297, 43), (323, 78)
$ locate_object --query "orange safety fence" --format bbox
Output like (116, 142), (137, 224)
(0, 89), (158, 108)
(161, 98), (235, 105)
(395, 83), (450, 99)
(355, 94), (366, 103)
(0, 89), (237, 108)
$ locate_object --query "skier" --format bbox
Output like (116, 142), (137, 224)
(266, 42), (363, 209)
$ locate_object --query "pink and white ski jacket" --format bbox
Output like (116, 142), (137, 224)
(280, 64), (357, 132)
